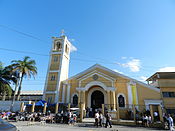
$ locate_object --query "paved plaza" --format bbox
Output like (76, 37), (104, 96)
(11, 121), (164, 131)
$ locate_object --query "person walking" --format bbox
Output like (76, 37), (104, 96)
(167, 114), (175, 131)
(105, 111), (112, 128)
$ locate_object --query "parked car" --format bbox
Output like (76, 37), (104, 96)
(0, 118), (17, 131)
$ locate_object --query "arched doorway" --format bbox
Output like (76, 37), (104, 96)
(91, 90), (104, 109)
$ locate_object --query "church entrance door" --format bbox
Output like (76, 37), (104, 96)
(91, 90), (104, 110)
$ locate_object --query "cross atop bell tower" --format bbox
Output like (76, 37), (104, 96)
(60, 29), (65, 36)
(43, 32), (72, 103)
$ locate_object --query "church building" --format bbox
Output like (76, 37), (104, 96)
(43, 34), (162, 116)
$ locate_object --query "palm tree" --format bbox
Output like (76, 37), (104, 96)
(11, 56), (37, 100)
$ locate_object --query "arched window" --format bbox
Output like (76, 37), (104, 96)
(72, 95), (78, 107)
(118, 95), (125, 107)
(54, 42), (62, 51)
(50, 75), (55, 81)
(65, 44), (69, 54)
(57, 42), (62, 50)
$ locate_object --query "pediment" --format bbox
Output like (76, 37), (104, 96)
(77, 70), (116, 87)
(67, 64), (129, 81)
(63, 64), (160, 92)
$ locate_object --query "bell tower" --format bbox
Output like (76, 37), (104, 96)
(43, 33), (72, 103)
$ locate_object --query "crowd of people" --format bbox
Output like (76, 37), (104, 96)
(135, 113), (152, 127)
(94, 111), (112, 128)
(1, 108), (175, 130)
(0, 110), (77, 125)
(163, 113), (175, 131)
(135, 111), (175, 130)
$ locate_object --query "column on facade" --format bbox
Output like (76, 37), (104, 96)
(107, 90), (111, 110)
(102, 104), (105, 116)
(31, 102), (35, 113)
(82, 91), (85, 110)
(117, 103), (120, 121)
(20, 102), (24, 112)
(132, 104), (136, 122)
(78, 89), (86, 120)
(111, 91), (116, 111)
(158, 105), (163, 122)
(67, 103), (70, 111)
(80, 103), (84, 122)
(55, 103), (59, 114)
(62, 84), (66, 103)
(78, 90), (81, 108)
(149, 105), (154, 122)
(43, 103), (47, 114)
(66, 84), (70, 103)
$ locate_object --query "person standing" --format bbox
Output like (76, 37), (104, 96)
(95, 112), (99, 127)
(167, 114), (175, 131)
(147, 115), (152, 127)
(99, 111), (103, 127)
(153, 111), (158, 122)
(86, 107), (89, 118)
(105, 111), (112, 128)
(89, 108), (92, 117)
(143, 114), (148, 127)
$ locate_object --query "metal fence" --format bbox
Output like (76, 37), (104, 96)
(103, 104), (151, 120)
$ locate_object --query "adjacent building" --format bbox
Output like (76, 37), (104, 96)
(19, 90), (43, 101)
(147, 72), (175, 114)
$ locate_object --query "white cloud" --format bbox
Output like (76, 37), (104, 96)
(139, 76), (147, 82)
(70, 44), (77, 52)
(113, 69), (123, 74)
(69, 38), (75, 42)
(157, 67), (175, 72)
(121, 59), (141, 72)
(121, 57), (127, 60)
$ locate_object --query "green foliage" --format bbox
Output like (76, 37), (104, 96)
(0, 56), (37, 99)
(0, 62), (2, 69)
(0, 83), (12, 96)
(11, 56), (37, 78)
(11, 56), (37, 99)
(0, 64), (13, 96)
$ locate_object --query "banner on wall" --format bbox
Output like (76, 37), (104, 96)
(131, 84), (137, 105)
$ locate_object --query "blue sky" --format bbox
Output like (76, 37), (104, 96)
(0, 0), (175, 91)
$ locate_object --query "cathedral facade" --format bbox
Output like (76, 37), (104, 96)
(43, 34), (162, 114)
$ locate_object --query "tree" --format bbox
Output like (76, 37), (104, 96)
(0, 63), (14, 100)
(11, 56), (37, 100)
(5, 66), (20, 111)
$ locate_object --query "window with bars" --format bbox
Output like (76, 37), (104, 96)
(53, 56), (58, 62)
(118, 95), (125, 107)
(162, 92), (175, 97)
(73, 95), (78, 107)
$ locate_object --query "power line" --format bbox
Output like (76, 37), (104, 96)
(0, 25), (165, 70)
(0, 47), (49, 56)
(0, 47), (162, 73)
(0, 24), (49, 44)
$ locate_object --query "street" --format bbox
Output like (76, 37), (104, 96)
(11, 121), (164, 131)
